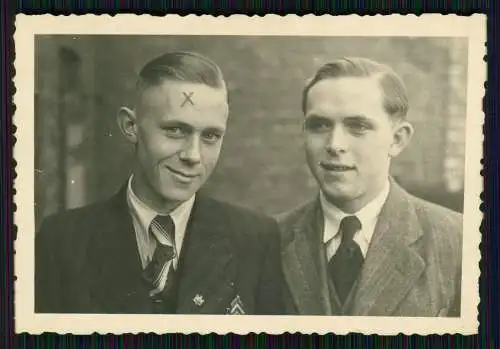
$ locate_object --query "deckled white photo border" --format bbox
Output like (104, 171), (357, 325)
(14, 14), (485, 335)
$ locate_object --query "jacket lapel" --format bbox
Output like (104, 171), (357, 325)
(348, 181), (426, 316)
(176, 195), (236, 314)
(326, 273), (345, 315)
(86, 186), (151, 313)
(281, 199), (333, 315)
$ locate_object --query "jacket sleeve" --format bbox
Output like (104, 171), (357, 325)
(254, 219), (286, 315)
(35, 217), (63, 313)
(447, 267), (462, 317)
(446, 214), (463, 318)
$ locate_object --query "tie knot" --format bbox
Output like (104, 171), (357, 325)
(150, 214), (176, 245)
(340, 215), (361, 240)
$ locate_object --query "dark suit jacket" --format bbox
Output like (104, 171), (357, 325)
(277, 180), (463, 317)
(35, 186), (285, 314)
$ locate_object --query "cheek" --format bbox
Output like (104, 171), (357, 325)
(201, 144), (222, 168)
(139, 132), (179, 161)
(305, 135), (326, 157)
(354, 135), (392, 169)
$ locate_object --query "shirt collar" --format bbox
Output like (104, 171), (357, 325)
(126, 175), (195, 247)
(320, 179), (390, 244)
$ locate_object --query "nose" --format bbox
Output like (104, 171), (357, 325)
(326, 124), (349, 155)
(179, 135), (202, 165)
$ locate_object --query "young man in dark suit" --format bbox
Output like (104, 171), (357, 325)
(277, 57), (463, 317)
(35, 51), (284, 315)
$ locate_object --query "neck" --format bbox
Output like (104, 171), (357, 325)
(131, 171), (181, 215)
(324, 177), (389, 214)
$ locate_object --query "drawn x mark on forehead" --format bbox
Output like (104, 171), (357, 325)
(180, 92), (194, 107)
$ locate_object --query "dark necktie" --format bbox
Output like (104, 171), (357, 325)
(327, 215), (364, 304)
(143, 215), (176, 296)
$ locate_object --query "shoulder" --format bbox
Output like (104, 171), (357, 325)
(409, 193), (463, 233)
(274, 198), (319, 243)
(195, 194), (279, 240)
(41, 200), (109, 225)
(36, 196), (120, 244)
(196, 194), (277, 227)
(406, 192), (463, 258)
(275, 199), (316, 226)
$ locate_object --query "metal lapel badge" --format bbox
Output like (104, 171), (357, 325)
(192, 294), (205, 307)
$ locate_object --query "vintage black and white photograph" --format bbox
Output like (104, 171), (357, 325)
(15, 14), (484, 335)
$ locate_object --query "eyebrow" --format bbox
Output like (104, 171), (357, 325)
(202, 126), (226, 134)
(306, 114), (373, 123)
(158, 120), (226, 133)
(158, 120), (191, 128)
(343, 115), (373, 123)
(305, 114), (331, 121)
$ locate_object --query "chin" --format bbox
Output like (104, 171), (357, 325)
(322, 185), (357, 203)
(160, 185), (198, 202)
(159, 190), (192, 203)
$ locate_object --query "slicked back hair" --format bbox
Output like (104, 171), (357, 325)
(302, 57), (409, 120)
(135, 51), (228, 108)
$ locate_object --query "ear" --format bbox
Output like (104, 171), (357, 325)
(117, 106), (138, 144)
(389, 120), (414, 158)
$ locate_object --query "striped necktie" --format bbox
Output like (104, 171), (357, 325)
(328, 215), (364, 303)
(143, 215), (176, 296)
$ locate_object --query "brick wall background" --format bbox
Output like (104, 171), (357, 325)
(34, 35), (468, 228)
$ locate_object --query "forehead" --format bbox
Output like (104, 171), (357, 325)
(305, 76), (386, 117)
(139, 80), (228, 126)
(140, 80), (227, 110)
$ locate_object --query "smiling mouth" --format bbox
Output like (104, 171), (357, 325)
(165, 166), (199, 180)
(320, 162), (356, 172)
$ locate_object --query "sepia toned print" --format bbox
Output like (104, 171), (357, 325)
(15, 14), (484, 335)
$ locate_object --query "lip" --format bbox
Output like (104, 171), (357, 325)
(165, 166), (200, 181)
(319, 162), (356, 172)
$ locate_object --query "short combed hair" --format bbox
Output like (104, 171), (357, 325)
(136, 51), (227, 105)
(302, 57), (409, 120)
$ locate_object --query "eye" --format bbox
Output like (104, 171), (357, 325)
(164, 126), (186, 138)
(345, 121), (371, 135)
(304, 117), (332, 133)
(202, 131), (223, 144)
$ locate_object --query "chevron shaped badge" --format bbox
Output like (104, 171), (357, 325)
(226, 295), (245, 315)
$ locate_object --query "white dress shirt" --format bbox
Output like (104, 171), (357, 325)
(126, 175), (195, 290)
(321, 180), (390, 261)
